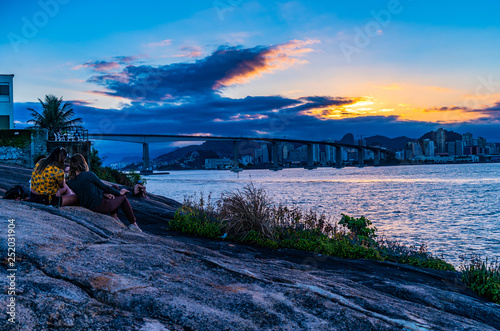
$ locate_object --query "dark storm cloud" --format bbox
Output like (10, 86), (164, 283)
(88, 45), (271, 101)
(87, 41), (314, 102)
(467, 101), (500, 114)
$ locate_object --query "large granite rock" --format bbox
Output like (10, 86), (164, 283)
(1, 164), (499, 330)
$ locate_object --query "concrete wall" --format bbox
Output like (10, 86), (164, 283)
(0, 129), (93, 169)
(0, 129), (47, 167)
(0, 74), (14, 129)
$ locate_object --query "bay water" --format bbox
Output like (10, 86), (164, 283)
(146, 163), (500, 267)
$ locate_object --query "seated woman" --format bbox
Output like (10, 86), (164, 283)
(29, 147), (78, 207)
(67, 154), (142, 232)
(133, 180), (148, 198)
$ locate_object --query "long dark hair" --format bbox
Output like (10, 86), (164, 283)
(35, 147), (67, 174)
(69, 153), (89, 180)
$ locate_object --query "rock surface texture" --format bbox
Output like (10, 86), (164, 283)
(1, 164), (499, 330)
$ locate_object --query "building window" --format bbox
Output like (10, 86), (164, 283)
(0, 84), (9, 95)
(0, 84), (9, 102)
(0, 115), (9, 129)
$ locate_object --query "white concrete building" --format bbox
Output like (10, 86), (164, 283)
(0, 74), (14, 129)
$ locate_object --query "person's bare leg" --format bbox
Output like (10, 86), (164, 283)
(61, 194), (79, 206)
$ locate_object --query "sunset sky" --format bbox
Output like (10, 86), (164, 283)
(2, 1), (500, 158)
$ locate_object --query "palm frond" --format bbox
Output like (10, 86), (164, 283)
(27, 94), (83, 132)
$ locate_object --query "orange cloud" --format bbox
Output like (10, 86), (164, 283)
(296, 97), (387, 120)
(215, 39), (319, 88)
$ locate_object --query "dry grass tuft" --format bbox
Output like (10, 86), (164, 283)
(219, 183), (275, 239)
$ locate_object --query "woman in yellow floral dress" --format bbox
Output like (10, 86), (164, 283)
(29, 147), (78, 207)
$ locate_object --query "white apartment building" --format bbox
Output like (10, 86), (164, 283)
(0, 74), (14, 129)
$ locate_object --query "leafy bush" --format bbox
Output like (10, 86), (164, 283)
(461, 256), (500, 303)
(89, 148), (144, 186)
(339, 214), (377, 245)
(170, 194), (224, 239)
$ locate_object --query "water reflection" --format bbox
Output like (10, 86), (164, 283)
(147, 163), (500, 267)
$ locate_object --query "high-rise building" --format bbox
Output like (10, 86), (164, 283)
(325, 145), (334, 163)
(463, 132), (473, 147)
(412, 141), (424, 157)
(477, 137), (487, 155)
(455, 140), (464, 156)
(312, 144), (320, 162)
(262, 144), (269, 163)
(423, 139), (435, 157)
(282, 143), (294, 161)
(254, 148), (262, 163)
(448, 141), (456, 156)
(436, 128), (446, 153)
(0, 74), (14, 129)
(320, 151), (326, 165)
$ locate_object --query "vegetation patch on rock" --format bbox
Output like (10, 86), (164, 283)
(170, 184), (456, 272)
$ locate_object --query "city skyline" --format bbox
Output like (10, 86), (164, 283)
(104, 127), (499, 170)
(2, 1), (500, 156)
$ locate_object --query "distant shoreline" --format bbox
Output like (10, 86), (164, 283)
(121, 160), (500, 173)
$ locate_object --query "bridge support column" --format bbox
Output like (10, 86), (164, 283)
(142, 143), (151, 174)
(306, 144), (315, 170)
(374, 150), (380, 166)
(335, 146), (343, 168)
(231, 141), (241, 172)
(357, 148), (365, 167)
(271, 141), (281, 171)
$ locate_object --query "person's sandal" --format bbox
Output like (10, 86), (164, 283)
(128, 223), (143, 233)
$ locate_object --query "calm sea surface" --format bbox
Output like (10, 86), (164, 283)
(146, 164), (500, 267)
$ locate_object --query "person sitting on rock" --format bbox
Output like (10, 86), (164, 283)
(133, 180), (148, 198)
(67, 153), (142, 232)
(29, 147), (78, 207)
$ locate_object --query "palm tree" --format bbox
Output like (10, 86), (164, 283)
(27, 95), (83, 132)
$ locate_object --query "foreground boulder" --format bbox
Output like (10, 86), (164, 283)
(0, 164), (499, 330)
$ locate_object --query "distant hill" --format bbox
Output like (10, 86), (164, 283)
(336, 133), (414, 150)
(419, 129), (462, 143)
(338, 133), (355, 144)
(365, 135), (415, 150)
(154, 140), (255, 163)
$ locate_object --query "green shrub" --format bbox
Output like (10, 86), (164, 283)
(461, 256), (500, 303)
(170, 209), (224, 239)
(169, 193), (224, 239)
(339, 214), (377, 245)
(89, 148), (144, 186)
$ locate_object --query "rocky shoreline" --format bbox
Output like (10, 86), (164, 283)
(1, 163), (499, 330)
